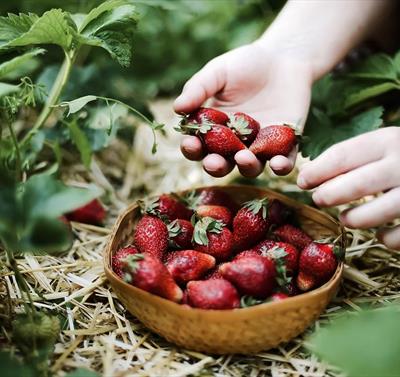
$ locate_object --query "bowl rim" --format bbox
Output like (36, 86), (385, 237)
(104, 184), (346, 317)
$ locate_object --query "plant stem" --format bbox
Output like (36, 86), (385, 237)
(21, 50), (75, 146)
(4, 248), (35, 319)
(96, 96), (162, 153)
(6, 119), (22, 181)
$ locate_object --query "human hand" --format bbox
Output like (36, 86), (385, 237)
(174, 41), (313, 178)
(297, 127), (400, 250)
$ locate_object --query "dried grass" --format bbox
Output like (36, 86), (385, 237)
(1, 100), (400, 376)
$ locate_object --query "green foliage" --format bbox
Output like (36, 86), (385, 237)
(302, 50), (400, 159)
(0, 170), (100, 254)
(308, 305), (400, 377)
(65, 368), (100, 377)
(0, 351), (34, 377)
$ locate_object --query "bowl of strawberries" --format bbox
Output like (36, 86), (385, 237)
(104, 185), (345, 354)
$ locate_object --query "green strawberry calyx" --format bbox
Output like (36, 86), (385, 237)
(174, 115), (213, 135)
(123, 254), (145, 283)
(192, 216), (224, 246)
(167, 219), (182, 238)
(240, 295), (265, 308)
(228, 114), (251, 137)
(243, 197), (269, 219)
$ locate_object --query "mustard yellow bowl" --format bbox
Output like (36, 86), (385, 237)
(104, 185), (345, 354)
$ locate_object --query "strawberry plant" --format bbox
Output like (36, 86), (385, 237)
(0, 1), (164, 375)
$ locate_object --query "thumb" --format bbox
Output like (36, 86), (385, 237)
(174, 56), (226, 114)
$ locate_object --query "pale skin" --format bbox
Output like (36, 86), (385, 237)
(174, 0), (400, 249)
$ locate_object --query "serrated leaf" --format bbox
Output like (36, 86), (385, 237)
(345, 82), (400, 108)
(60, 95), (98, 116)
(0, 48), (45, 80)
(346, 53), (397, 81)
(67, 119), (92, 169)
(308, 305), (400, 377)
(78, 3), (138, 67)
(0, 12), (38, 45)
(0, 10), (77, 51)
(302, 106), (383, 159)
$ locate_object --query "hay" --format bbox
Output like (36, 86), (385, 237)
(1, 100), (400, 376)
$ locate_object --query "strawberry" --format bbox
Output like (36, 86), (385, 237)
(142, 194), (192, 221)
(193, 217), (234, 261)
(165, 250), (215, 284)
(186, 188), (239, 213)
(167, 219), (194, 249)
(186, 279), (240, 309)
(196, 205), (232, 226)
(232, 198), (270, 251)
(270, 292), (289, 301)
(187, 107), (229, 126)
(252, 239), (278, 254)
(112, 245), (139, 278)
(65, 199), (106, 225)
(249, 125), (297, 161)
(257, 242), (299, 273)
(268, 199), (291, 227)
(274, 224), (313, 251)
(297, 242), (338, 291)
(228, 112), (260, 146)
(181, 290), (190, 306)
(202, 124), (246, 158)
(134, 215), (168, 260)
(220, 255), (276, 298)
(233, 249), (260, 260)
(123, 253), (183, 302)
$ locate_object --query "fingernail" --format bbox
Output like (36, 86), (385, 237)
(312, 191), (321, 204)
(297, 174), (307, 188)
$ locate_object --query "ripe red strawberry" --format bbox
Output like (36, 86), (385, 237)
(196, 205), (232, 226)
(193, 217), (234, 261)
(186, 188), (239, 213)
(202, 124), (246, 158)
(143, 194), (192, 221)
(165, 250), (215, 284)
(123, 253), (183, 302)
(187, 107), (229, 125)
(112, 245), (139, 278)
(232, 198), (270, 251)
(134, 215), (168, 260)
(228, 112), (260, 146)
(268, 199), (291, 227)
(270, 292), (289, 301)
(257, 242), (299, 273)
(167, 219), (194, 249)
(186, 279), (240, 309)
(249, 125), (297, 161)
(220, 255), (276, 298)
(66, 199), (106, 225)
(181, 290), (190, 306)
(252, 239), (278, 254)
(233, 249), (260, 260)
(274, 224), (313, 251)
(297, 242), (338, 291)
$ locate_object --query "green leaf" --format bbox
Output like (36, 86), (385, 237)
(0, 82), (19, 97)
(308, 305), (400, 377)
(302, 106), (383, 159)
(59, 95), (98, 115)
(67, 119), (92, 168)
(346, 53), (397, 81)
(0, 351), (34, 377)
(21, 173), (101, 220)
(345, 82), (400, 108)
(0, 48), (45, 80)
(78, 2), (139, 67)
(0, 10), (77, 51)
(65, 368), (100, 377)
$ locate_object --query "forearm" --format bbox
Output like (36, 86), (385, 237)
(257, 0), (396, 80)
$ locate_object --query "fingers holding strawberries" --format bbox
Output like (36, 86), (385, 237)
(176, 106), (300, 178)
